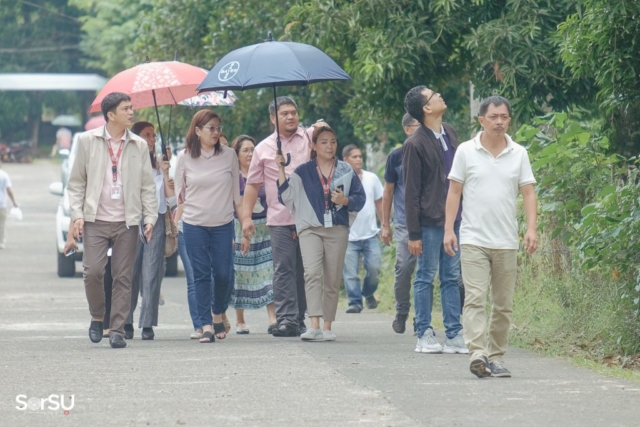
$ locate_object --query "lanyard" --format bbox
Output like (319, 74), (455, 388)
(107, 140), (124, 183)
(316, 161), (335, 212)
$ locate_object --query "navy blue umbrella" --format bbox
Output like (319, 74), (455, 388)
(197, 33), (351, 165)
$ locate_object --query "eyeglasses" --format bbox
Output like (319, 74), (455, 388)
(425, 90), (438, 105)
(201, 125), (223, 133)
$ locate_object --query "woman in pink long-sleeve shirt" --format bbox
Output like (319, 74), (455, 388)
(174, 109), (241, 343)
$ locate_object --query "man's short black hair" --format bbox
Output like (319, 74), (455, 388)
(404, 85), (427, 123)
(342, 144), (360, 159)
(269, 96), (297, 116)
(402, 113), (418, 128)
(478, 95), (512, 117)
(101, 92), (132, 122)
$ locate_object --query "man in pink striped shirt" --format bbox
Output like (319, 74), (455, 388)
(242, 96), (319, 337)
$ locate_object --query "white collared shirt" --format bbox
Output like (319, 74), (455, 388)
(95, 126), (126, 222)
(448, 132), (536, 249)
(432, 125), (449, 152)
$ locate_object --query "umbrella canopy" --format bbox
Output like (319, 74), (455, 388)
(90, 60), (218, 161)
(89, 61), (209, 113)
(198, 36), (350, 165)
(179, 91), (237, 107)
(52, 115), (81, 127)
(84, 115), (106, 131)
(197, 40), (350, 92)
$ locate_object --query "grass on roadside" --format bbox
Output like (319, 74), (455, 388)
(366, 233), (640, 383)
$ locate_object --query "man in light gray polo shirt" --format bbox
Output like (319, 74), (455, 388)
(443, 96), (538, 378)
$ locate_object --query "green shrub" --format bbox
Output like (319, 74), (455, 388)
(515, 112), (640, 354)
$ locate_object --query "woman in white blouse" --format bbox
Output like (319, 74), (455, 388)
(124, 121), (176, 340)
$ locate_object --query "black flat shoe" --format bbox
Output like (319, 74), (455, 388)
(272, 323), (300, 337)
(89, 320), (103, 343)
(109, 334), (127, 348)
(141, 327), (154, 340)
(124, 323), (134, 340)
(267, 322), (278, 334)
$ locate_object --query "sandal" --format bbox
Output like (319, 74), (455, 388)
(213, 322), (227, 340)
(141, 327), (154, 340)
(199, 331), (215, 343)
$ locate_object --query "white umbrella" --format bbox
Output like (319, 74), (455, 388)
(52, 115), (81, 127)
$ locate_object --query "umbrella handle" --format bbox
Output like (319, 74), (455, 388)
(277, 148), (291, 167)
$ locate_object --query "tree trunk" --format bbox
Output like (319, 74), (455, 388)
(27, 91), (43, 149)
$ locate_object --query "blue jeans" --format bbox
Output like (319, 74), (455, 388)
(342, 236), (382, 308)
(414, 221), (462, 339)
(178, 231), (198, 330)
(183, 221), (233, 328)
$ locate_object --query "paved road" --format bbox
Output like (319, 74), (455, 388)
(1, 161), (639, 427)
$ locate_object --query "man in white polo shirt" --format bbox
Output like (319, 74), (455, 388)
(444, 96), (538, 378)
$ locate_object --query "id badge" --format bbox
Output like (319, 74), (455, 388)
(323, 211), (333, 228)
(111, 185), (122, 200)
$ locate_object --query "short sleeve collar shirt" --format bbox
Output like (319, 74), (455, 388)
(246, 127), (312, 226)
(448, 132), (536, 249)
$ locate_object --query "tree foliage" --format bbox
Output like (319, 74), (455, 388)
(287, 0), (481, 145)
(517, 113), (640, 352)
(558, 0), (640, 155)
(0, 0), (86, 142)
(286, 0), (601, 147)
(466, 0), (595, 122)
(72, 0), (356, 147)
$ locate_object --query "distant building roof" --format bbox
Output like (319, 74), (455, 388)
(0, 74), (107, 91)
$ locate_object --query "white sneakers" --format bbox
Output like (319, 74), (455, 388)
(301, 328), (336, 342)
(300, 328), (324, 341)
(415, 328), (443, 353)
(322, 330), (336, 341)
(443, 331), (469, 354)
(415, 329), (468, 354)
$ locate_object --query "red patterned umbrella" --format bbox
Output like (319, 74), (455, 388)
(89, 61), (208, 113)
(89, 60), (210, 159)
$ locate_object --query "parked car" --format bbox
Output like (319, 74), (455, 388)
(50, 134), (178, 277)
(49, 182), (80, 277)
(58, 133), (79, 190)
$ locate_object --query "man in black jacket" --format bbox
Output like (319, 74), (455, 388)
(402, 86), (467, 354)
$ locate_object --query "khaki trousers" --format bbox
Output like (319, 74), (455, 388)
(83, 220), (138, 336)
(298, 225), (349, 322)
(461, 244), (517, 362)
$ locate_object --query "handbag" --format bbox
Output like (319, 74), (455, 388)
(164, 208), (178, 257)
(9, 207), (23, 221)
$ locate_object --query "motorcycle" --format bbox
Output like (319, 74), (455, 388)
(0, 139), (35, 163)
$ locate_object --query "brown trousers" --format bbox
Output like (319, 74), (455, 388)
(298, 225), (349, 322)
(83, 220), (138, 336)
